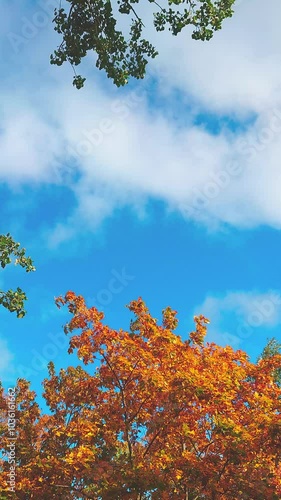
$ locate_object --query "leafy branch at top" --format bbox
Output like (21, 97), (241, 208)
(51, 0), (236, 88)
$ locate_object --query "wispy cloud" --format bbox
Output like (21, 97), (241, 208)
(0, 336), (15, 381)
(1, 0), (281, 247)
(194, 290), (281, 348)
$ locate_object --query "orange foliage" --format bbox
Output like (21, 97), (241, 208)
(0, 292), (281, 499)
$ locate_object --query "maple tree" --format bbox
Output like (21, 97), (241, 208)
(0, 292), (281, 499)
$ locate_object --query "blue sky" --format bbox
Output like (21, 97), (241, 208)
(1, 0), (281, 405)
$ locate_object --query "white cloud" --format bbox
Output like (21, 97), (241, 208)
(0, 109), (63, 184)
(0, 0), (281, 243)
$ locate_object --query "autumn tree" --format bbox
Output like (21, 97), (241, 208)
(0, 292), (281, 498)
(51, 0), (235, 88)
(0, 234), (35, 318)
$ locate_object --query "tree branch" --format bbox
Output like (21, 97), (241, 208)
(53, 484), (95, 499)
(101, 353), (133, 465)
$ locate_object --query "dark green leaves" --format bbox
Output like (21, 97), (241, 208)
(0, 234), (35, 273)
(51, 0), (235, 88)
(0, 234), (35, 318)
(0, 288), (28, 318)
